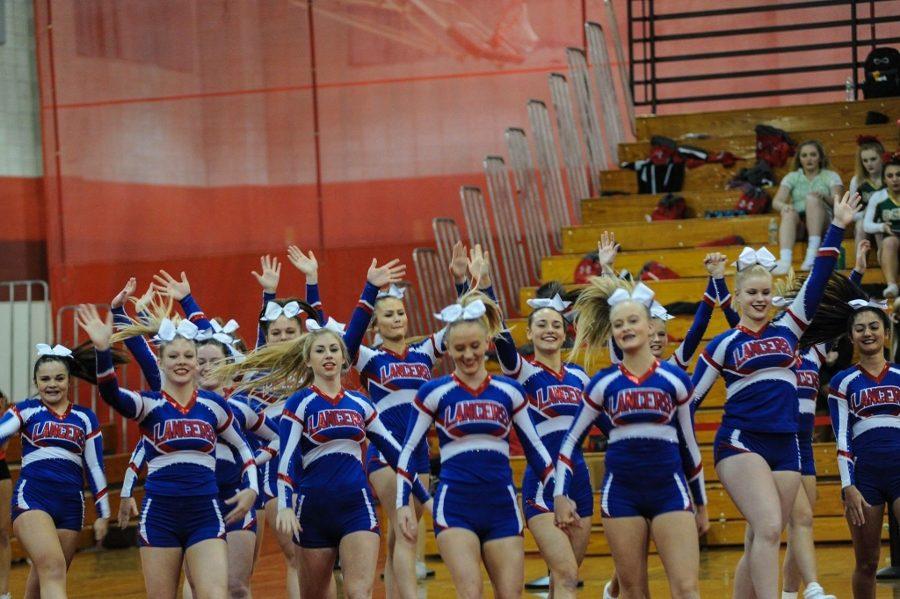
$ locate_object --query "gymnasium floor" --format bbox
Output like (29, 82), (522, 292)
(10, 534), (900, 597)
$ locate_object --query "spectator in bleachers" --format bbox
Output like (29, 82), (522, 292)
(862, 152), (900, 298)
(772, 140), (844, 275)
(849, 136), (886, 246)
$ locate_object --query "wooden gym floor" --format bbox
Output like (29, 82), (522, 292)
(9, 532), (900, 597)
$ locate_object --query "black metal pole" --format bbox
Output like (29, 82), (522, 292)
(627, 0), (636, 106)
(876, 509), (900, 579)
(648, 0), (657, 113)
(850, 0), (859, 99)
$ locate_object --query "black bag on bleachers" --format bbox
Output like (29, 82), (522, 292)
(862, 47), (900, 99)
(635, 136), (685, 194)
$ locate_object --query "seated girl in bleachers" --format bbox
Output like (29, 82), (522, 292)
(849, 136), (886, 246)
(772, 140), (844, 274)
(862, 152), (900, 298)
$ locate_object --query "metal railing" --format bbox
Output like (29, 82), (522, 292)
(0, 281), (51, 402)
(628, 0), (900, 111)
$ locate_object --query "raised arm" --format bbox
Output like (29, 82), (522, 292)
(110, 279), (161, 391)
(850, 238), (870, 287)
(670, 260), (722, 369)
(343, 258), (407, 360)
(81, 410), (111, 520)
(153, 270), (212, 331)
(251, 255), (281, 348)
(709, 255), (740, 327)
(288, 246), (326, 323)
(778, 192), (861, 337)
(78, 304), (147, 421)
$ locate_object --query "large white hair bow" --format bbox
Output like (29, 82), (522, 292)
(435, 300), (487, 323)
(197, 319), (240, 345)
(153, 319), (200, 343)
(649, 301), (674, 321)
(527, 294), (571, 313)
(306, 317), (346, 334)
(734, 247), (777, 272)
(771, 296), (792, 308)
(376, 284), (406, 300)
(263, 301), (301, 322)
(607, 282), (655, 308)
(848, 298), (888, 311)
(35, 343), (72, 358)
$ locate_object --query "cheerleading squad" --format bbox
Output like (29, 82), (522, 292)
(6, 189), (900, 599)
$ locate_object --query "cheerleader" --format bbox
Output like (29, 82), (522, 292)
(0, 343), (116, 599)
(690, 192), (859, 598)
(553, 279), (705, 599)
(111, 275), (277, 599)
(287, 243), (472, 599)
(76, 304), (258, 599)
(227, 320), (431, 599)
(600, 241), (732, 598)
(491, 278), (589, 596)
(826, 295), (900, 597)
(395, 292), (556, 599)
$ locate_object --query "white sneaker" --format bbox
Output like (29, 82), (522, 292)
(603, 580), (617, 599)
(885, 284), (899, 299)
(803, 582), (836, 599)
(415, 560), (434, 580)
(772, 260), (792, 275)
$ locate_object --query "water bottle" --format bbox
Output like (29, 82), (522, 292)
(768, 217), (778, 246)
(846, 76), (855, 101)
(838, 246), (846, 270)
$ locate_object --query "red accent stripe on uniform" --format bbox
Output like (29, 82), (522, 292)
(398, 468), (414, 482)
(278, 474), (295, 486)
(127, 463), (141, 474)
(784, 308), (806, 329)
(284, 411), (304, 425)
(413, 398), (434, 416)
(242, 460), (254, 471)
(838, 450), (853, 459)
(216, 411), (234, 434)
(583, 392), (603, 411)
(559, 454), (573, 469)
(701, 351), (722, 370)
(94, 488), (107, 500)
(97, 370), (116, 383)
(511, 399), (527, 415)
(703, 294), (715, 306)
(87, 429), (100, 439)
(817, 247), (839, 257)
(541, 465), (553, 483)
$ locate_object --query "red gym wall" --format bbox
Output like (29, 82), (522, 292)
(10, 1), (869, 327)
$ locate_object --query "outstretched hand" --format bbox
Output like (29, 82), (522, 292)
(467, 244), (491, 289)
(251, 255), (281, 294)
(75, 304), (114, 351)
(597, 231), (619, 267)
(224, 489), (258, 524)
(153, 270), (191, 301)
(367, 258), (406, 288)
(449, 241), (468, 284)
(110, 277), (137, 309)
(832, 191), (862, 228)
(287, 246), (318, 284)
(704, 252), (727, 279)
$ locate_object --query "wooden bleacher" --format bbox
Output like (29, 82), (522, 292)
(475, 96), (900, 557)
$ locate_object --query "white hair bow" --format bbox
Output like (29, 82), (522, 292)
(848, 298), (888, 311)
(435, 300), (487, 323)
(197, 319), (240, 345)
(306, 317), (346, 334)
(607, 283), (656, 308)
(734, 247), (777, 272)
(649, 302), (674, 321)
(263, 301), (301, 322)
(527, 294), (571, 313)
(376, 284), (406, 300)
(35, 343), (72, 358)
(153, 319), (200, 343)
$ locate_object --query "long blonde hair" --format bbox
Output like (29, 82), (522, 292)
(855, 137), (886, 185)
(111, 293), (177, 344)
(571, 276), (636, 368)
(217, 329), (351, 397)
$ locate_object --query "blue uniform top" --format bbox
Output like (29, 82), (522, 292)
(690, 224), (844, 433)
(494, 334), (593, 458)
(395, 374), (555, 508)
(554, 359), (705, 505)
(828, 362), (900, 489)
(273, 386), (431, 510)
(0, 399), (110, 518)
(96, 348), (258, 497)
(121, 394), (277, 497)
